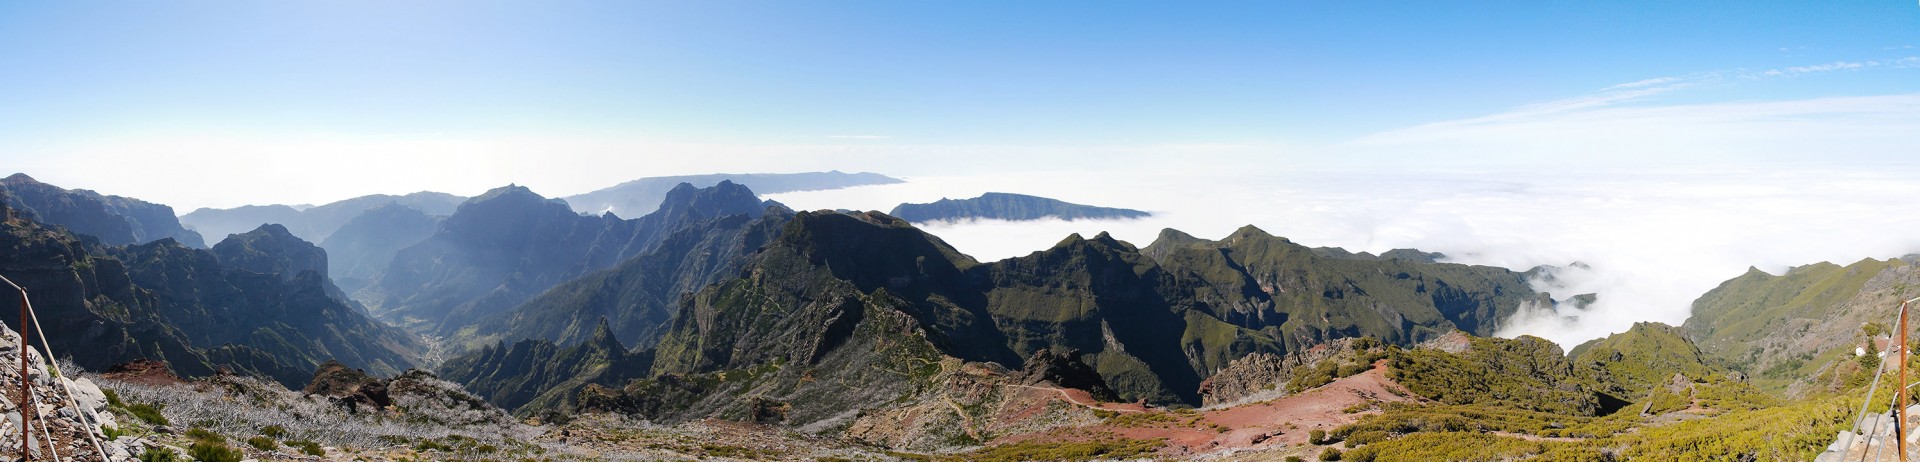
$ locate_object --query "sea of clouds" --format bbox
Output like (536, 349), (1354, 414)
(768, 165), (1920, 349)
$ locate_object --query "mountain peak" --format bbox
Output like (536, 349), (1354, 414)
(588, 317), (624, 352)
(247, 223), (296, 238)
(1227, 224), (1273, 240)
(655, 180), (761, 220)
(3, 173), (38, 184)
(471, 184), (545, 203)
(213, 222), (330, 282)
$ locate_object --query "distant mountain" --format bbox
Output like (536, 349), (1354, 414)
(180, 191), (464, 244)
(369, 181), (765, 335)
(0, 198), (421, 388)
(442, 210), (1545, 422)
(563, 171), (900, 218)
(0, 173), (206, 247)
(888, 192), (1149, 223)
(1683, 258), (1917, 395)
(319, 204), (442, 292)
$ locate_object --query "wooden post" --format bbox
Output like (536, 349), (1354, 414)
(1901, 299), (1910, 462)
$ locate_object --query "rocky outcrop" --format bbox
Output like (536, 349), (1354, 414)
(1197, 338), (1362, 406)
(1018, 348), (1117, 402)
(304, 360), (392, 410)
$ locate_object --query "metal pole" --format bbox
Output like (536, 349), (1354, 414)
(1900, 299), (1910, 462)
(16, 287), (27, 461)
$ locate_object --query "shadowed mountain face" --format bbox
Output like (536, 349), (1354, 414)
(319, 204), (442, 292)
(562, 171), (900, 218)
(370, 181), (766, 335)
(0, 173), (206, 247)
(180, 191), (465, 244)
(442, 210), (1544, 419)
(0, 197), (421, 389)
(460, 206), (793, 353)
(888, 192), (1150, 223)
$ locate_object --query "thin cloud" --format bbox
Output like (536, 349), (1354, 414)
(1762, 60), (1879, 77)
(824, 135), (891, 140)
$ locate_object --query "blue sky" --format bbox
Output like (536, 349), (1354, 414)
(2, 1), (1918, 208)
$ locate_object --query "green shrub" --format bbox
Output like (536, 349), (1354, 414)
(246, 435), (277, 451)
(1285, 456), (1305, 462)
(103, 387), (126, 408)
(137, 446), (182, 462)
(103, 424), (127, 440)
(187, 441), (243, 462)
(1319, 447), (1342, 461)
(259, 424), (288, 439)
(291, 440), (325, 456)
(414, 439), (454, 452)
(1343, 430), (1387, 448)
(184, 427), (224, 444)
(127, 403), (168, 426)
(952, 437), (1165, 462)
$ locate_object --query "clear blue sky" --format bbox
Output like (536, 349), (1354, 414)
(2, 1), (1918, 208)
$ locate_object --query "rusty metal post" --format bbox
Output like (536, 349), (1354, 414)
(1901, 299), (1910, 462)
(16, 289), (26, 461)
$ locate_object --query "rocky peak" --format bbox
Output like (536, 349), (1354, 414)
(212, 223), (330, 282)
(587, 317), (625, 353)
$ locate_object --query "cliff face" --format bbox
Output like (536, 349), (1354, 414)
(371, 182), (765, 335)
(318, 203), (441, 292)
(0, 197), (421, 388)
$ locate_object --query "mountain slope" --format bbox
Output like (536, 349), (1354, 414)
(889, 192), (1149, 223)
(1570, 321), (1721, 399)
(371, 181), (765, 334)
(319, 203), (442, 291)
(0, 173), (205, 247)
(117, 229), (424, 386)
(1683, 258), (1917, 394)
(464, 207), (791, 352)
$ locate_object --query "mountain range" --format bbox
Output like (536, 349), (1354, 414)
(1, 173), (206, 247)
(889, 192), (1150, 223)
(3, 170), (1910, 460)
(561, 170), (901, 217)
